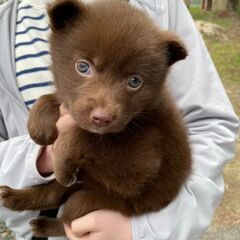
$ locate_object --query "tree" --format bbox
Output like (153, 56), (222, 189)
(212, 0), (228, 11)
(202, 0), (213, 11)
(228, 0), (238, 9)
(201, 0), (228, 11)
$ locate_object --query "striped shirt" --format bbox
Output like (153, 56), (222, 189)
(16, 3), (60, 239)
(15, 0), (54, 109)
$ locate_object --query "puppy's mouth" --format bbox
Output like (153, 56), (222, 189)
(75, 117), (129, 135)
(84, 126), (110, 135)
(80, 123), (125, 135)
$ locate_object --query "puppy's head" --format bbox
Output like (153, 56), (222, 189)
(48, 0), (187, 134)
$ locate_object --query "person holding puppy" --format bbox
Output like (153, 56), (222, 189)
(0, 0), (239, 240)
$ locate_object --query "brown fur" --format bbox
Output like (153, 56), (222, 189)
(0, 0), (191, 237)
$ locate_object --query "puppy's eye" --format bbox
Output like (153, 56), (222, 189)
(76, 60), (92, 76)
(127, 76), (143, 89)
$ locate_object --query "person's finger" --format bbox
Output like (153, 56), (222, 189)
(64, 224), (92, 240)
(64, 224), (80, 240)
(56, 114), (78, 133)
(78, 235), (92, 240)
(59, 104), (69, 116)
(71, 212), (100, 237)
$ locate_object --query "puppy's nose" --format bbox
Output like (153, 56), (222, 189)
(91, 109), (113, 127)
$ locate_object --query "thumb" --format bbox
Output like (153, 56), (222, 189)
(71, 213), (99, 237)
(59, 104), (69, 116)
(56, 113), (77, 133)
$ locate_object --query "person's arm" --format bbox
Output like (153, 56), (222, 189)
(0, 110), (8, 142)
(131, 1), (239, 239)
(0, 102), (79, 189)
(0, 110), (54, 189)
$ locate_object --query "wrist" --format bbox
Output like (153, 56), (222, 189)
(37, 146), (54, 176)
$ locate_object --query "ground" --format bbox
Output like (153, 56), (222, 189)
(189, 7), (240, 240)
(0, 6), (240, 240)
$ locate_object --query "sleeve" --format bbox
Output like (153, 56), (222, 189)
(131, 0), (239, 239)
(0, 110), (8, 141)
(0, 111), (54, 189)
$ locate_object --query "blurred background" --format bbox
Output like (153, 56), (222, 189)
(0, 0), (239, 239)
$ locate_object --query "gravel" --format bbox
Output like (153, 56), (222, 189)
(0, 222), (15, 240)
(203, 225), (240, 240)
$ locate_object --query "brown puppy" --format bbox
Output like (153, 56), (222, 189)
(0, 0), (191, 237)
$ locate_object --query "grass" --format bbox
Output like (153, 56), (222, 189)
(205, 38), (240, 83)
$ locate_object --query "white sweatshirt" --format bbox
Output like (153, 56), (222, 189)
(0, 0), (239, 239)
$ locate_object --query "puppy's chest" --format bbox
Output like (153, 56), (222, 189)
(79, 127), (161, 170)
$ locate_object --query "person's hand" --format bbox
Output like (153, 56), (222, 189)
(64, 210), (132, 240)
(37, 104), (77, 176)
(56, 104), (78, 133)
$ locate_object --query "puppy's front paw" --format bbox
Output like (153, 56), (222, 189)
(0, 186), (26, 211)
(27, 94), (59, 146)
(28, 122), (58, 145)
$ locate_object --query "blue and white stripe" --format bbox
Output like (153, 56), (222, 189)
(15, 0), (54, 109)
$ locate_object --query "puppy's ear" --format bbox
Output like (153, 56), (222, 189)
(162, 34), (187, 66)
(48, 0), (86, 31)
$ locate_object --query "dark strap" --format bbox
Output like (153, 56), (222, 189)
(32, 236), (48, 240)
(31, 208), (59, 240)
